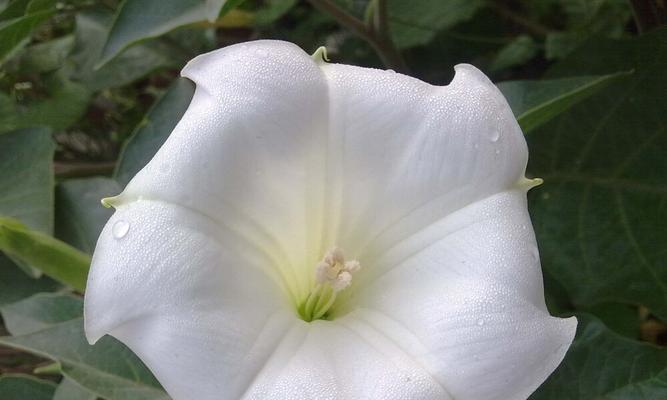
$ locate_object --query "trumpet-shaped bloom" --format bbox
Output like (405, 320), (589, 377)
(84, 40), (576, 400)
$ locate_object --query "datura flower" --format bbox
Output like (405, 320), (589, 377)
(84, 40), (576, 400)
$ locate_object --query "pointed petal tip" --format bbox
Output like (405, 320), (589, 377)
(517, 177), (544, 191)
(311, 46), (329, 63)
(452, 63), (494, 86)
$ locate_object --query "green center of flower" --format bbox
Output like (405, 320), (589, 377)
(297, 247), (360, 322)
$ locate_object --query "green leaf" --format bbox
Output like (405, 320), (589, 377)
(527, 28), (667, 320)
(0, 293), (83, 335)
(489, 34), (538, 72)
(497, 71), (630, 133)
(0, 374), (56, 400)
(0, 217), (90, 291)
(254, 0), (296, 26)
(0, 127), (54, 233)
(114, 78), (195, 186)
(0, 255), (59, 307)
(0, 0), (30, 22)
(55, 177), (121, 254)
(388, 0), (483, 49)
(54, 378), (97, 400)
(530, 315), (667, 399)
(0, 71), (91, 133)
(5, 34), (74, 74)
(0, 319), (169, 400)
(99, 0), (218, 66)
(0, 8), (52, 64)
(69, 9), (177, 91)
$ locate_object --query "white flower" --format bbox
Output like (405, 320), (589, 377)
(84, 40), (576, 400)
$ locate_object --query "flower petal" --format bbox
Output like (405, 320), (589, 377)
(342, 190), (576, 400)
(240, 320), (454, 399)
(84, 200), (296, 399)
(116, 40), (331, 300)
(318, 63), (529, 261)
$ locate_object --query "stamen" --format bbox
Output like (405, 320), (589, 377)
(299, 247), (360, 321)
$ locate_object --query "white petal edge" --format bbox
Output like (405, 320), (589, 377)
(343, 190), (577, 400)
(84, 200), (296, 399)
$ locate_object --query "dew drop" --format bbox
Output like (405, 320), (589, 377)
(256, 48), (268, 57)
(112, 220), (130, 239)
(494, 149), (501, 155)
(488, 129), (500, 142)
(476, 318), (485, 326)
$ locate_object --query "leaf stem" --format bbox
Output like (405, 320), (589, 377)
(307, 0), (408, 73)
(628, 0), (667, 33)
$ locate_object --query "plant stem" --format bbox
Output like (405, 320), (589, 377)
(628, 0), (667, 33)
(307, 0), (408, 73)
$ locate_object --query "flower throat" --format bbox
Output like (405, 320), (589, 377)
(297, 247), (360, 322)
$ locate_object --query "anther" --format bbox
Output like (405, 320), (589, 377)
(299, 247), (361, 321)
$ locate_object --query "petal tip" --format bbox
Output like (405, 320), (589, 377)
(311, 46), (329, 63)
(517, 177), (544, 191)
(452, 63), (493, 86)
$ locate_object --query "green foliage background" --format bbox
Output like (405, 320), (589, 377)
(0, 0), (665, 398)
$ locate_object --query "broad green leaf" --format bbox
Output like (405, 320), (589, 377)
(0, 127), (54, 233)
(0, 319), (169, 400)
(497, 71), (630, 133)
(544, 0), (631, 60)
(55, 177), (121, 254)
(388, 0), (483, 49)
(114, 78), (195, 186)
(5, 34), (74, 74)
(489, 35), (538, 72)
(0, 72), (90, 133)
(530, 315), (667, 399)
(0, 8), (52, 64)
(99, 0), (220, 66)
(583, 302), (639, 339)
(69, 9), (177, 91)
(0, 255), (58, 307)
(0, 217), (90, 291)
(0, 0), (30, 21)
(54, 378), (97, 400)
(254, 0), (296, 26)
(0, 374), (56, 400)
(0, 293), (83, 335)
(527, 28), (667, 320)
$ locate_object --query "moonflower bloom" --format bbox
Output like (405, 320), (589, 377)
(84, 40), (576, 400)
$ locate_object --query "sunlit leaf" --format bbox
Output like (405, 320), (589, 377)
(0, 217), (90, 291)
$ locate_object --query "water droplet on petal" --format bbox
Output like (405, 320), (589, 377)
(112, 220), (129, 239)
(494, 149), (501, 155)
(488, 129), (500, 142)
(476, 318), (485, 326)
(256, 48), (268, 57)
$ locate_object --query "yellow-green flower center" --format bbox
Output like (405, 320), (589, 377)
(297, 247), (360, 321)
